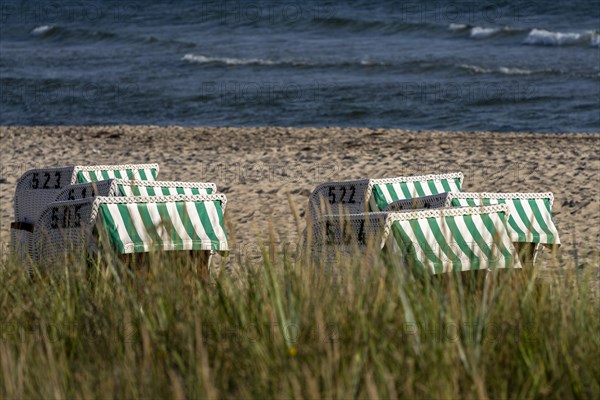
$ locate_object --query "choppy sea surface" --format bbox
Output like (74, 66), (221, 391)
(1, 0), (598, 132)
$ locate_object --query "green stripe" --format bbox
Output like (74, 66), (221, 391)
(176, 187), (186, 195)
(454, 178), (462, 191)
(125, 169), (134, 179)
(116, 204), (144, 247)
(176, 202), (202, 243)
(213, 201), (227, 243)
(409, 219), (442, 273)
(114, 170), (124, 179)
(528, 199), (555, 242)
(398, 182), (412, 199)
(191, 187), (200, 195)
(391, 222), (426, 272)
(496, 198), (527, 240)
(161, 187), (171, 196)
(480, 213), (513, 269)
(413, 182), (426, 197)
(99, 204), (126, 253)
(146, 186), (157, 196)
(441, 179), (452, 192)
(427, 217), (462, 272)
(444, 216), (481, 270)
(76, 171), (87, 183)
(150, 168), (158, 179)
(194, 201), (218, 248)
(88, 171), (100, 182)
(427, 180), (439, 195)
(156, 202), (184, 250)
(462, 214), (492, 266)
(138, 169), (148, 180)
(372, 186), (389, 211)
(386, 183), (401, 203)
(512, 199), (540, 242)
(136, 203), (163, 248)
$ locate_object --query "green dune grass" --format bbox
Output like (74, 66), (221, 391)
(0, 237), (598, 399)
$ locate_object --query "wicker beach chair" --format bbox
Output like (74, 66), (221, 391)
(309, 204), (521, 274)
(11, 164), (159, 259)
(446, 192), (560, 264)
(31, 194), (228, 266)
(307, 172), (464, 222)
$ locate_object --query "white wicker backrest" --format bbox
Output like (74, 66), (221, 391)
(309, 212), (390, 263)
(13, 166), (77, 224)
(33, 197), (99, 263)
(307, 179), (372, 222)
(54, 180), (119, 202)
(14, 164), (159, 224)
(384, 192), (452, 211)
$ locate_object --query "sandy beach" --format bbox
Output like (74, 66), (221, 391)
(0, 126), (598, 268)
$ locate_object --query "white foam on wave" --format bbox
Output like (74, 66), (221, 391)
(470, 26), (500, 39)
(182, 53), (279, 66)
(523, 28), (591, 46)
(459, 64), (492, 74)
(31, 25), (54, 35)
(460, 64), (546, 76)
(448, 23), (468, 32)
(497, 67), (534, 75)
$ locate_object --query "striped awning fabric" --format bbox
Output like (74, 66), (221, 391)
(75, 164), (159, 184)
(370, 173), (463, 212)
(389, 205), (521, 274)
(115, 181), (214, 197)
(309, 205), (521, 274)
(96, 195), (228, 253)
(448, 192), (560, 245)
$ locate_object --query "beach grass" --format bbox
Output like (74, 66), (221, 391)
(0, 231), (598, 400)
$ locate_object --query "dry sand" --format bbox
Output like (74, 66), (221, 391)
(1, 126), (598, 268)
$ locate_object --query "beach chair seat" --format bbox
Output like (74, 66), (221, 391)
(31, 194), (228, 264)
(446, 192), (560, 264)
(11, 164), (159, 259)
(383, 192), (452, 211)
(307, 173), (463, 222)
(309, 205), (521, 274)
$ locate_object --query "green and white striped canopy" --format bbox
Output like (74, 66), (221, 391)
(97, 195), (228, 253)
(75, 164), (159, 184)
(448, 192), (560, 245)
(370, 173), (463, 212)
(389, 205), (520, 274)
(115, 181), (214, 197)
(310, 204), (521, 274)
